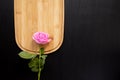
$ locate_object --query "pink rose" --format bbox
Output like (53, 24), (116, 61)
(32, 32), (51, 45)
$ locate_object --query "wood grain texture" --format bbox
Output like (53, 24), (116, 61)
(14, 0), (64, 54)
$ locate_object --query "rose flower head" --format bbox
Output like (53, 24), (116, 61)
(32, 32), (51, 45)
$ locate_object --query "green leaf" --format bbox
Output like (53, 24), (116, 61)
(28, 57), (39, 72)
(28, 57), (39, 68)
(40, 55), (48, 70)
(18, 51), (37, 59)
(41, 55), (47, 59)
(31, 67), (39, 72)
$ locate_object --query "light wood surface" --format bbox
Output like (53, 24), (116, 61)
(14, 0), (64, 54)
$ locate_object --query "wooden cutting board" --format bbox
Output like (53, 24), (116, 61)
(14, 0), (64, 54)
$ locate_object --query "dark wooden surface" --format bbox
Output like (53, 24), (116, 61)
(1, 0), (120, 80)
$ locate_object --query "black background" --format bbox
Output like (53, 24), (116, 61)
(1, 0), (120, 80)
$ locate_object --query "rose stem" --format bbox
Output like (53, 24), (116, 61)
(38, 47), (44, 80)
